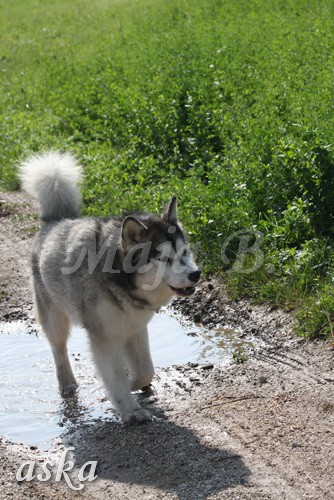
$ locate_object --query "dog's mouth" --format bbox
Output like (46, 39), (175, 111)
(169, 285), (196, 297)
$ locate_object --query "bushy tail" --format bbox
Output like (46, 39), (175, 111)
(19, 151), (83, 221)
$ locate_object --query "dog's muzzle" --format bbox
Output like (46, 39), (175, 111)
(170, 269), (201, 297)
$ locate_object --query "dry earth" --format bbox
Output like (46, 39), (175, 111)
(0, 191), (333, 500)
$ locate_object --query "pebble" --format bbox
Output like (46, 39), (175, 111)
(201, 363), (214, 370)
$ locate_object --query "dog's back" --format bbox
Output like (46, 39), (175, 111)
(20, 151), (94, 321)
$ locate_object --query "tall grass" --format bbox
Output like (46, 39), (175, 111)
(2, 0), (334, 337)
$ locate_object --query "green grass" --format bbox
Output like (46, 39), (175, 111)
(2, 0), (334, 338)
(0, 289), (7, 303)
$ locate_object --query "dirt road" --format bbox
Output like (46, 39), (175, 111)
(0, 191), (333, 499)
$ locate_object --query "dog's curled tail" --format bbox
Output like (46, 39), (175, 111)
(19, 151), (83, 221)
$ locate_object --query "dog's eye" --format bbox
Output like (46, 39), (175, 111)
(158, 254), (174, 264)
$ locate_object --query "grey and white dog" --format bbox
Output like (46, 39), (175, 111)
(19, 151), (200, 424)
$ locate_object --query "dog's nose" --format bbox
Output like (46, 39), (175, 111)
(188, 270), (201, 283)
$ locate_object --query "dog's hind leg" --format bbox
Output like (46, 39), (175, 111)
(125, 328), (155, 392)
(34, 289), (78, 398)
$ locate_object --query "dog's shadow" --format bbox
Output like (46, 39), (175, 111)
(59, 396), (251, 499)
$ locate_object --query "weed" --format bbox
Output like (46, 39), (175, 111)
(232, 350), (247, 364)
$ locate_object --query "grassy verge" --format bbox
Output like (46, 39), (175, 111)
(1, 0), (334, 338)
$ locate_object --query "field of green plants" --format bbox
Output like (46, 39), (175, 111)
(2, 0), (334, 337)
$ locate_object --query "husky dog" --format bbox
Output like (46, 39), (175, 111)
(19, 151), (200, 424)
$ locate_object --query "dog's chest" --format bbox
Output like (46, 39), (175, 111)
(97, 298), (155, 337)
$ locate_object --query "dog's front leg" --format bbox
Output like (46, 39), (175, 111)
(90, 336), (152, 425)
(125, 327), (155, 391)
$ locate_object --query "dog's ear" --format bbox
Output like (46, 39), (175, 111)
(122, 216), (148, 251)
(162, 196), (177, 224)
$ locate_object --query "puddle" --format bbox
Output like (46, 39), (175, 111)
(0, 310), (256, 450)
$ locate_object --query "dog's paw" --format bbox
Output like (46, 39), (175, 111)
(123, 409), (153, 426)
(61, 383), (78, 398)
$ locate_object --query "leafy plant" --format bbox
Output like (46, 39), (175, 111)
(2, 0), (334, 337)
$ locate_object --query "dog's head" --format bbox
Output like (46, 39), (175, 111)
(121, 197), (200, 306)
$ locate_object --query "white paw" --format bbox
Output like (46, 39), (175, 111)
(61, 383), (78, 398)
(123, 409), (153, 426)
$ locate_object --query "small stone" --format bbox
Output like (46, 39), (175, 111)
(144, 397), (157, 405)
(201, 363), (214, 370)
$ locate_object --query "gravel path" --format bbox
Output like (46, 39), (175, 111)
(0, 191), (333, 500)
